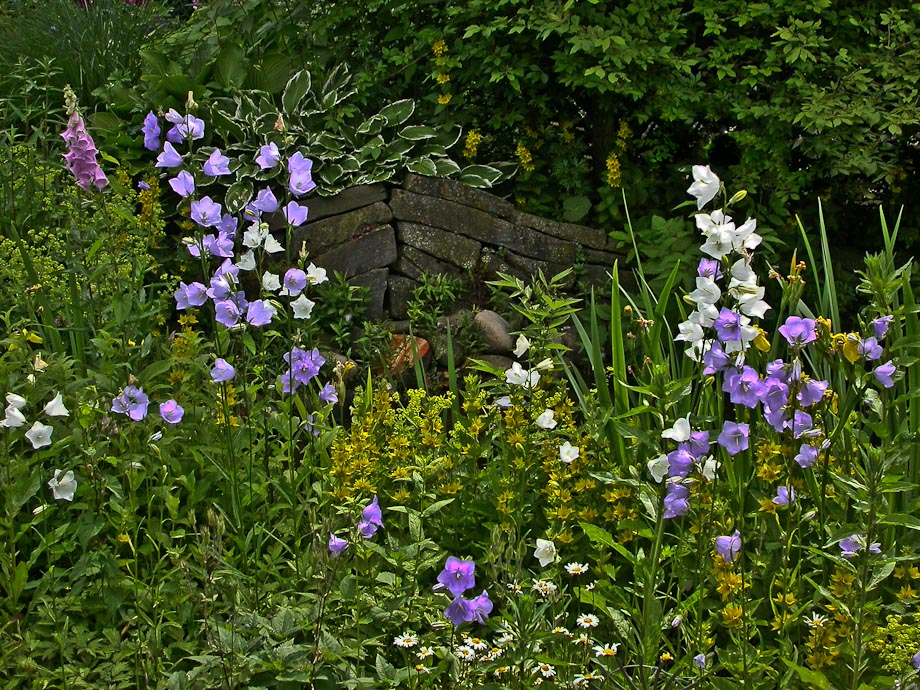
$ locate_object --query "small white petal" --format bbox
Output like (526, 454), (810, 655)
(290, 294), (316, 319)
(25, 421), (53, 449)
(43, 393), (69, 417)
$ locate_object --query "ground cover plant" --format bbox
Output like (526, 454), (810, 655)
(2, 84), (920, 689)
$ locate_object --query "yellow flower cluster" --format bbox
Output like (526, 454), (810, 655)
(515, 142), (535, 172)
(432, 39), (447, 57)
(215, 382), (239, 428)
(437, 94), (452, 105)
(867, 614), (920, 673)
(463, 130), (482, 159)
(605, 153), (621, 188)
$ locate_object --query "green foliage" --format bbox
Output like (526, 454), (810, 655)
(0, 0), (170, 114)
(405, 273), (464, 334)
(310, 0), (920, 252)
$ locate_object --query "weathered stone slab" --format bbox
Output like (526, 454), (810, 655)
(402, 173), (516, 220)
(306, 184), (388, 221)
(394, 245), (458, 282)
(512, 210), (609, 251)
(391, 189), (577, 264)
(583, 247), (622, 266)
(313, 226), (397, 278)
(397, 222), (481, 270)
(387, 276), (419, 319)
(503, 251), (575, 287)
(291, 202), (393, 257)
(349, 268), (388, 321)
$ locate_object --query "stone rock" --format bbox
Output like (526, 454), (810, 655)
(305, 184), (388, 222)
(386, 277), (419, 320)
(390, 189), (578, 264)
(312, 226), (397, 278)
(474, 310), (515, 354)
(512, 210), (608, 250)
(402, 173), (516, 220)
(291, 202), (393, 257)
(349, 268), (388, 322)
(394, 245), (458, 282)
(397, 222), (481, 269)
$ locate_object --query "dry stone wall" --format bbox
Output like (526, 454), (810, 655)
(288, 174), (625, 320)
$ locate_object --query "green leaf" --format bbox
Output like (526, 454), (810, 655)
(579, 522), (616, 547)
(399, 125), (437, 140)
(224, 179), (253, 214)
(422, 498), (454, 517)
(563, 195), (591, 222)
(214, 43), (247, 88)
(459, 164), (503, 187)
(357, 114), (387, 136)
(282, 70), (312, 115)
(378, 99), (415, 127)
(407, 158), (438, 176)
(879, 513), (920, 530)
(781, 660), (828, 689)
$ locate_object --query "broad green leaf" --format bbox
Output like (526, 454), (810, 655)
(407, 158), (438, 176)
(378, 99), (415, 127)
(224, 179), (253, 214)
(399, 125), (437, 140)
(282, 70), (312, 115)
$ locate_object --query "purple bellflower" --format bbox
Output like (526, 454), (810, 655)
(168, 170), (196, 198)
(714, 530), (742, 562)
(663, 483), (690, 519)
(437, 557), (476, 597)
(111, 385), (149, 421)
(174, 281), (208, 309)
(203, 149), (231, 177)
(873, 315), (894, 341)
(357, 496), (383, 538)
(256, 142), (281, 169)
(155, 141), (184, 168)
(779, 316), (817, 348)
(328, 533), (348, 555)
(874, 360), (896, 388)
(717, 421), (750, 456)
(159, 400), (184, 424)
(210, 358), (236, 382)
(142, 111), (160, 151)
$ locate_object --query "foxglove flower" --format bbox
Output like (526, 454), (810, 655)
(25, 421), (53, 449)
(61, 109), (108, 190)
(48, 469), (77, 501)
(159, 400), (184, 424)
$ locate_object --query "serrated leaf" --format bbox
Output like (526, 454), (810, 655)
(399, 125), (437, 140)
(282, 70), (312, 115)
